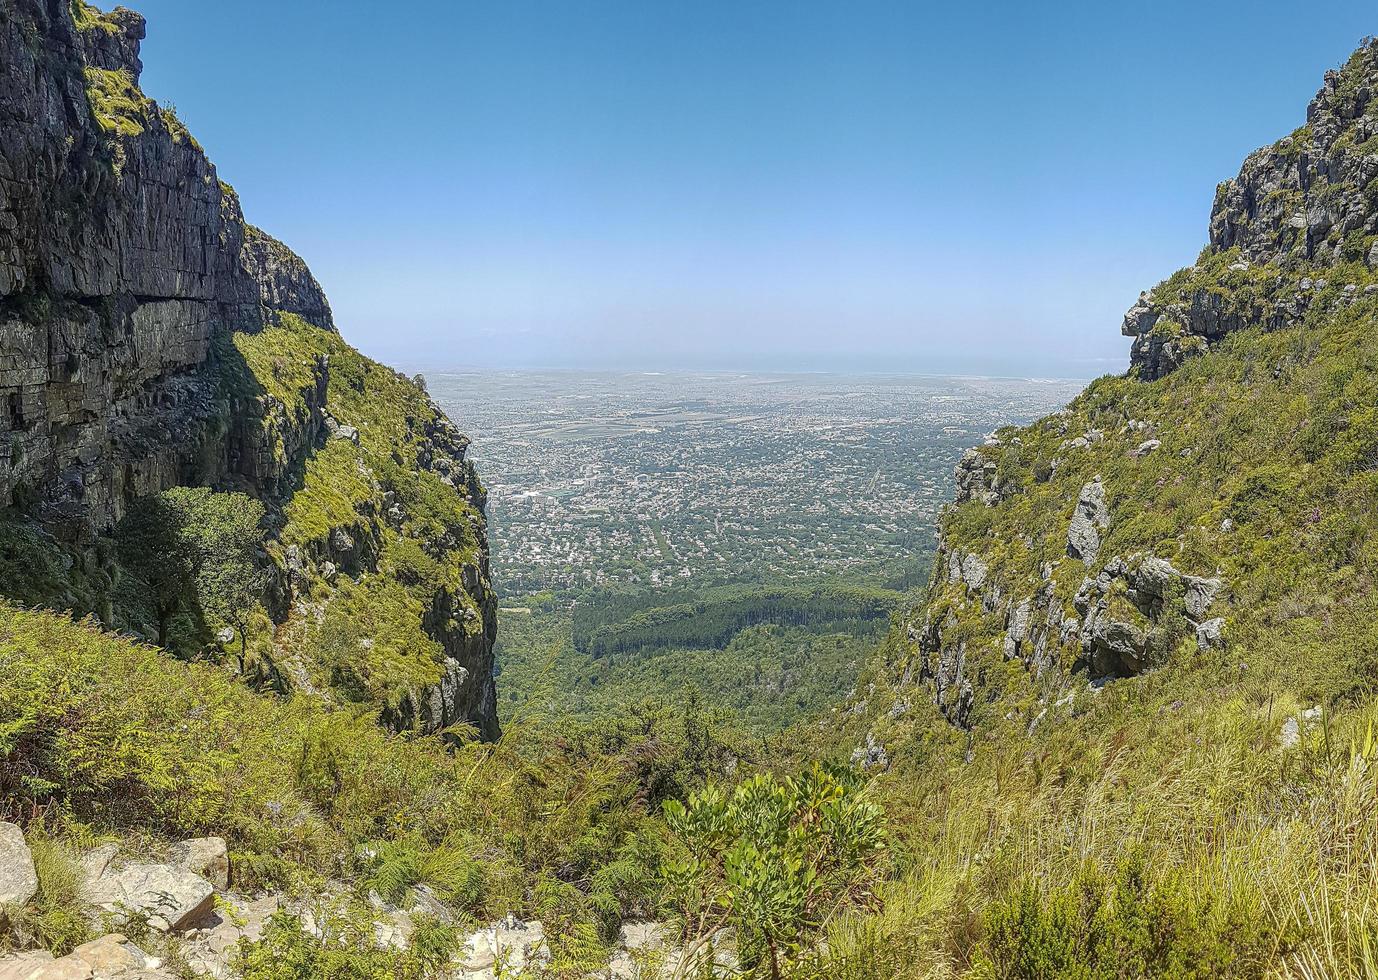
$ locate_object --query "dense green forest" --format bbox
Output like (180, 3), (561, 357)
(496, 582), (906, 733)
(572, 583), (903, 658)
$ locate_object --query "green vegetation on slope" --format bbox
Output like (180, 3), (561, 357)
(221, 311), (489, 718)
(904, 249), (1378, 732)
(793, 61), (1378, 972)
(0, 602), (747, 968)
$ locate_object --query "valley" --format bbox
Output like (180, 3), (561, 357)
(6, 2), (1378, 977)
(431, 371), (1080, 729)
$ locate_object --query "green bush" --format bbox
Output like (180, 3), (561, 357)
(116, 487), (266, 657)
(0, 836), (91, 955)
(0, 603), (744, 954)
(231, 902), (457, 980)
(980, 851), (1278, 979)
(664, 765), (887, 979)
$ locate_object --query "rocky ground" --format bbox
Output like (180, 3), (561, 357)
(0, 824), (724, 980)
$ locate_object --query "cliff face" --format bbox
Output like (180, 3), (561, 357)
(845, 37), (1378, 762)
(0, 0), (498, 739)
(0, 0), (253, 530)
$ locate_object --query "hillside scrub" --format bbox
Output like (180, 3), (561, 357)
(0, 603), (746, 965)
(215, 309), (498, 727)
(788, 40), (1378, 975)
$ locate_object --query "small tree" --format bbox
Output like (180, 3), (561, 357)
(117, 494), (194, 648)
(663, 764), (887, 978)
(118, 487), (267, 662)
(178, 489), (269, 670)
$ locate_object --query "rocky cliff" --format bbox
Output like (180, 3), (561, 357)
(0, 0), (498, 739)
(844, 36), (1378, 763)
(1125, 37), (1378, 379)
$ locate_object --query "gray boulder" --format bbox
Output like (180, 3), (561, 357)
(1090, 619), (1146, 675)
(960, 553), (989, 591)
(1067, 479), (1111, 564)
(609, 922), (671, 979)
(1184, 576), (1223, 619)
(1133, 557), (1179, 599)
(1196, 617), (1226, 650)
(0, 932), (174, 979)
(851, 733), (889, 771)
(167, 837), (229, 891)
(0, 822), (38, 907)
(85, 862), (215, 932)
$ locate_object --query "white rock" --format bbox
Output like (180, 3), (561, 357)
(1280, 717), (1301, 749)
(167, 838), (229, 891)
(458, 916), (548, 977)
(0, 951), (91, 980)
(0, 932), (173, 980)
(68, 933), (151, 974)
(80, 844), (119, 892)
(0, 822), (38, 907)
(179, 893), (280, 979)
(85, 862), (215, 932)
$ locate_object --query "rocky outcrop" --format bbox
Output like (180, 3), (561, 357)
(910, 494), (1225, 728)
(239, 226), (333, 330)
(1, 818), (699, 978)
(954, 448), (1001, 506)
(0, 933), (175, 979)
(0, 821), (38, 907)
(0, 2), (499, 739)
(85, 861), (216, 932)
(1067, 477), (1110, 564)
(909, 610), (976, 729)
(1124, 38), (1378, 378)
(0, 0), (268, 530)
(166, 838), (228, 891)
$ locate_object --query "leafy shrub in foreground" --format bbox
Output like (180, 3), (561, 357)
(663, 765), (887, 979)
(231, 902), (457, 980)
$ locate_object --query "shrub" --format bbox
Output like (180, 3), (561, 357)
(0, 836), (91, 955)
(116, 487), (267, 657)
(663, 765), (887, 979)
(979, 851), (1277, 979)
(231, 902), (458, 980)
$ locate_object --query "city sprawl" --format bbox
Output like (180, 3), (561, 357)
(429, 372), (1083, 597)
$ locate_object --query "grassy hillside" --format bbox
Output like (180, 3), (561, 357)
(791, 36), (1378, 978)
(0, 601), (743, 968)
(223, 311), (493, 723)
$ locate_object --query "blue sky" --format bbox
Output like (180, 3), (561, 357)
(132, 1), (1375, 378)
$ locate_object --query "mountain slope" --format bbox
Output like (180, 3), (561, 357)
(0, 0), (497, 737)
(871, 35), (1378, 745)
(800, 35), (1378, 978)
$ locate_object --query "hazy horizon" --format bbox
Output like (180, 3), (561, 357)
(127, 0), (1378, 377)
(407, 353), (1119, 382)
